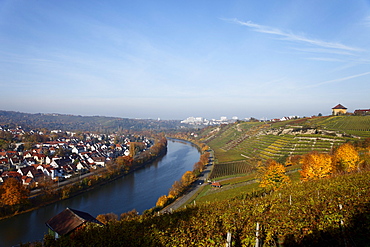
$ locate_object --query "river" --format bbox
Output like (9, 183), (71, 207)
(0, 139), (200, 247)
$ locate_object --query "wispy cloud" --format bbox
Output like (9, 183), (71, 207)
(225, 18), (362, 52)
(291, 47), (356, 56)
(304, 71), (370, 89)
(306, 57), (345, 62)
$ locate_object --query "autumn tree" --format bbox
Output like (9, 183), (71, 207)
(285, 155), (302, 167)
(129, 142), (135, 158)
(120, 209), (138, 221)
(300, 151), (333, 181)
(333, 142), (360, 173)
(96, 213), (118, 224)
(181, 171), (196, 188)
(193, 162), (204, 177)
(156, 195), (168, 208)
(0, 178), (29, 206)
(168, 180), (183, 199)
(259, 160), (291, 191)
(115, 155), (133, 171)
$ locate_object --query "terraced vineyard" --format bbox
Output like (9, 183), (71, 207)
(204, 116), (369, 179)
(299, 115), (370, 137)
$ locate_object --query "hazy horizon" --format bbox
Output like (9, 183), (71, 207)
(1, 1), (369, 120)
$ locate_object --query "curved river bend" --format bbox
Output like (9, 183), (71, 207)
(0, 139), (200, 246)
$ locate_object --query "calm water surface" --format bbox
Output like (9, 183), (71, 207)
(0, 139), (200, 247)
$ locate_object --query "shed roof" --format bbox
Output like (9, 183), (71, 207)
(45, 207), (103, 236)
(211, 182), (222, 187)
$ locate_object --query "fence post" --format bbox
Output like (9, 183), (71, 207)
(255, 222), (260, 247)
(226, 231), (232, 247)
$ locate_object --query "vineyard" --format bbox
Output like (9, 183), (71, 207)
(202, 116), (370, 179)
(209, 160), (254, 179)
(41, 170), (370, 246)
(290, 115), (370, 137)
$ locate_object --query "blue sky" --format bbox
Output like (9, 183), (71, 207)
(1, 0), (370, 120)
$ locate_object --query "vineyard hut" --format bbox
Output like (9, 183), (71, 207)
(46, 207), (104, 239)
(211, 182), (222, 188)
(332, 104), (347, 115)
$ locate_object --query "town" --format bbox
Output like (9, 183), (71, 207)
(0, 126), (154, 189)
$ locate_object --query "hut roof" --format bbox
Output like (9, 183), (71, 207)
(45, 207), (103, 236)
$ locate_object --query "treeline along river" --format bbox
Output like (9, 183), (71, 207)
(0, 139), (200, 246)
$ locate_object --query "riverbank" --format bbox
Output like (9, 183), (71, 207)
(151, 136), (214, 213)
(0, 138), (168, 221)
(0, 139), (201, 247)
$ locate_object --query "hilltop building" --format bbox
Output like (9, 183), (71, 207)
(332, 104), (347, 116)
(354, 109), (370, 115)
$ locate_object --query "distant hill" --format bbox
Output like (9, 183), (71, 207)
(0, 110), (183, 132)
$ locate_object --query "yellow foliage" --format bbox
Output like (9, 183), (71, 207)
(156, 195), (168, 207)
(181, 171), (196, 187)
(259, 160), (291, 191)
(300, 152), (333, 181)
(334, 142), (360, 172)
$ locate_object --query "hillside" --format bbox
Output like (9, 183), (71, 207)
(0, 110), (183, 132)
(26, 115), (370, 246)
(197, 116), (370, 179)
(41, 170), (370, 247)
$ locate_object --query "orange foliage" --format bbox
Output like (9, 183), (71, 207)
(0, 178), (29, 206)
(300, 151), (333, 181)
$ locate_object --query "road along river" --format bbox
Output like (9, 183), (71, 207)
(0, 139), (200, 246)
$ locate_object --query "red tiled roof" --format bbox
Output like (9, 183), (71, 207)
(2, 171), (22, 178)
(332, 104), (347, 109)
(354, 109), (370, 113)
(211, 182), (222, 187)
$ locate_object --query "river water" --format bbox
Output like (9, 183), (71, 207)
(0, 139), (200, 247)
